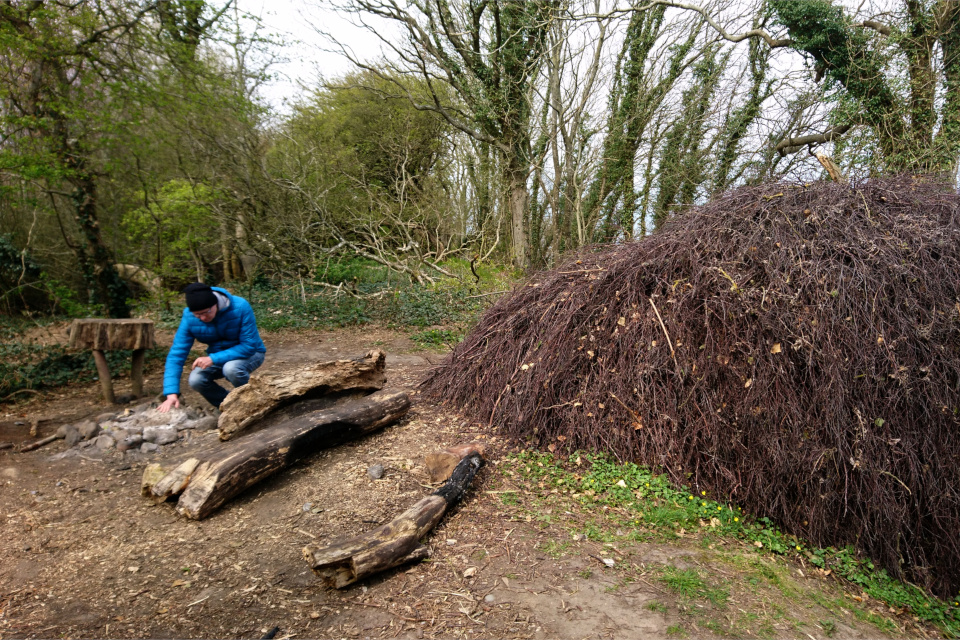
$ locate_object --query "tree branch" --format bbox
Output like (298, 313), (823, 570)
(648, 0), (792, 48)
(776, 124), (853, 156)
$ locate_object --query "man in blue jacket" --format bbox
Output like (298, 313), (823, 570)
(157, 282), (266, 413)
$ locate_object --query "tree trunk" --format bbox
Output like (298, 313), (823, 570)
(304, 453), (483, 588)
(142, 389), (411, 519)
(506, 164), (528, 269)
(218, 350), (386, 440)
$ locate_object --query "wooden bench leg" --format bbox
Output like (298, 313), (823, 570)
(131, 348), (145, 397)
(92, 349), (115, 404)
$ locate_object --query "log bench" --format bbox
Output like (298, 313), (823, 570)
(68, 318), (156, 404)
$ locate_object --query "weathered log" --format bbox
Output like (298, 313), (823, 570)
(68, 318), (156, 404)
(304, 452), (484, 588)
(218, 350), (387, 441)
(142, 389), (411, 519)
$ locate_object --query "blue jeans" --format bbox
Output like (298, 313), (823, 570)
(188, 352), (265, 409)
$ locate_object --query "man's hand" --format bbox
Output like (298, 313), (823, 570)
(158, 394), (180, 413)
(192, 356), (213, 370)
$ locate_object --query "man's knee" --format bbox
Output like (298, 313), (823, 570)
(222, 360), (248, 385)
(187, 368), (208, 390)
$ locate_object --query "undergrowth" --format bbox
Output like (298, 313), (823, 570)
(500, 450), (960, 637)
(134, 258), (510, 335)
(0, 343), (164, 399)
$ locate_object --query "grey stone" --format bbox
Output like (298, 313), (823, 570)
(190, 416), (218, 431)
(95, 412), (117, 424)
(64, 429), (83, 446)
(143, 425), (178, 445)
(94, 434), (116, 450)
(185, 407), (201, 420)
(484, 594), (495, 604)
(302, 502), (312, 512)
(56, 424), (78, 439)
(367, 463), (385, 480)
(117, 434), (143, 452)
(140, 442), (160, 453)
(77, 420), (100, 440)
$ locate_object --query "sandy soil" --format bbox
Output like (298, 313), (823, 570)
(0, 325), (923, 639)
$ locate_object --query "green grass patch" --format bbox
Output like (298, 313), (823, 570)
(410, 328), (464, 349)
(496, 450), (960, 637)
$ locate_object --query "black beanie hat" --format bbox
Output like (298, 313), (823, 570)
(184, 282), (217, 312)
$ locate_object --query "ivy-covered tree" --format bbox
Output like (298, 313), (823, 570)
(333, 0), (559, 268)
(584, 5), (701, 241)
(659, 0), (960, 176)
(772, 0), (960, 174)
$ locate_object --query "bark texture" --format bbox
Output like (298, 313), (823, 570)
(304, 452), (484, 588)
(218, 350), (387, 441)
(68, 319), (156, 351)
(142, 389), (410, 520)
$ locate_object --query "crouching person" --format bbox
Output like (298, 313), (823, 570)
(158, 282), (266, 412)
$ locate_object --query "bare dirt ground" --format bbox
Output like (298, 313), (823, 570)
(0, 326), (934, 639)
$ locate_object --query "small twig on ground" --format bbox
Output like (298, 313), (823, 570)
(466, 290), (508, 299)
(1, 388), (40, 402)
(18, 434), (61, 452)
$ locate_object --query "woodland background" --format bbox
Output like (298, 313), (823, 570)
(0, 0), (958, 317)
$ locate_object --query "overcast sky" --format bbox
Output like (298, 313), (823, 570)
(237, 0), (373, 111)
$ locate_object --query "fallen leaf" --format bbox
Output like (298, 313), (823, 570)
(463, 567), (478, 578)
(744, 378), (753, 388)
(602, 558), (615, 567)
(521, 364), (529, 371)
(617, 317), (626, 326)
(754, 540), (763, 548)
(616, 479), (627, 488)
(771, 343), (782, 354)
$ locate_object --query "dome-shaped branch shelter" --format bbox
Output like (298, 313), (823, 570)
(423, 176), (960, 597)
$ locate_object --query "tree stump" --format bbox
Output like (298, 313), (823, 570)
(68, 318), (156, 404)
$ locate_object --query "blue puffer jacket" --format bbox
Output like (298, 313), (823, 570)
(163, 287), (266, 395)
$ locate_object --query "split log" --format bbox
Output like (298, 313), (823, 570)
(0, 442), (14, 450)
(218, 350), (387, 441)
(142, 389), (410, 520)
(304, 452), (484, 588)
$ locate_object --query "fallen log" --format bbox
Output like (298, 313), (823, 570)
(218, 349), (387, 441)
(304, 451), (484, 588)
(143, 389), (411, 519)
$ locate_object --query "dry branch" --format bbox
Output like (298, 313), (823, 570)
(18, 434), (61, 452)
(304, 452), (483, 588)
(218, 350), (386, 441)
(143, 389), (411, 519)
